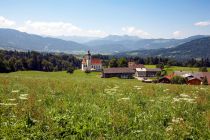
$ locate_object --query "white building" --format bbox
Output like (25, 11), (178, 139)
(136, 68), (161, 77)
(81, 51), (102, 71)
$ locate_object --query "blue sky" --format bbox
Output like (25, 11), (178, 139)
(0, 0), (210, 38)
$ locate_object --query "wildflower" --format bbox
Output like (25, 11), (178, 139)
(19, 97), (28, 100)
(0, 103), (17, 106)
(19, 94), (28, 100)
(163, 89), (169, 92)
(150, 99), (155, 102)
(11, 90), (19, 93)
(171, 117), (183, 124)
(118, 97), (130, 101)
(8, 99), (16, 101)
(166, 126), (173, 132)
(180, 94), (190, 98)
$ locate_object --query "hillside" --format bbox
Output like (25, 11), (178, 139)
(0, 28), (87, 53)
(117, 37), (210, 59)
(85, 35), (208, 53)
(0, 28), (209, 55)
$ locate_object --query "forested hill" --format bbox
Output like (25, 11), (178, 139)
(117, 37), (210, 59)
(0, 50), (81, 73)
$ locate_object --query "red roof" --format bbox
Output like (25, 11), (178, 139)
(91, 58), (102, 65)
(165, 73), (176, 79)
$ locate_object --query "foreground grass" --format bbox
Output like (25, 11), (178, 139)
(0, 70), (210, 139)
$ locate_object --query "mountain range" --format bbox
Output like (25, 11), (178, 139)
(117, 37), (210, 59)
(0, 28), (210, 59)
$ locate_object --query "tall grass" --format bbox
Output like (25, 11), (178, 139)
(0, 70), (210, 139)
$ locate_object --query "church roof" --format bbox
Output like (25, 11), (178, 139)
(91, 58), (102, 65)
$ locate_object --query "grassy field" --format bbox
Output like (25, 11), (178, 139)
(0, 70), (210, 139)
(145, 65), (210, 74)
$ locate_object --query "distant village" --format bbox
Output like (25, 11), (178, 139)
(81, 51), (210, 85)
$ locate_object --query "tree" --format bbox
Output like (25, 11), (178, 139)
(41, 60), (53, 72)
(14, 60), (24, 71)
(156, 63), (164, 69)
(171, 76), (186, 84)
(118, 57), (127, 67)
(109, 58), (118, 67)
(199, 67), (208, 72)
(202, 76), (208, 85)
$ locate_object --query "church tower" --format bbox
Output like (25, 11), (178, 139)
(86, 50), (92, 70)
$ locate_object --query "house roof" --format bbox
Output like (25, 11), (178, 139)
(82, 58), (102, 65)
(103, 67), (135, 74)
(91, 58), (102, 65)
(146, 68), (161, 72)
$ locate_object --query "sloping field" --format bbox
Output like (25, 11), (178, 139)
(0, 70), (210, 139)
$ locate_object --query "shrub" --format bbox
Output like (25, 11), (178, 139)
(67, 67), (74, 74)
(171, 76), (186, 84)
(85, 69), (91, 74)
(199, 67), (208, 72)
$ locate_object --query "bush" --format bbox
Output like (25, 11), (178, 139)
(67, 67), (74, 74)
(171, 76), (186, 84)
(199, 67), (208, 72)
(85, 69), (91, 74)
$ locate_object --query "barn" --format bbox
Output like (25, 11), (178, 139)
(102, 68), (135, 79)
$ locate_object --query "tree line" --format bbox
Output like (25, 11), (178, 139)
(1, 50), (210, 73)
(0, 50), (81, 73)
(95, 55), (210, 68)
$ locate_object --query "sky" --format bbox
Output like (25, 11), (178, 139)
(0, 0), (210, 38)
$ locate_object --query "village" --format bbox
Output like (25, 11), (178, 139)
(81, 51), (210, 85)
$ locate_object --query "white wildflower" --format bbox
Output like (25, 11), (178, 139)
(19, 97), (28, 100)
(0, 103), (17, 106)
(118, 97), (130, 101)
(180, 94), (190, 98)
(171, 117), (183, 124)
(166, 126), (173, 132)
(19, 94), (28, 100)
(8, 99), (16, 101)
(150, 99), (155, 102)
(11, 90), (19, 93)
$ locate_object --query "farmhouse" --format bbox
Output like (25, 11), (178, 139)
(168, 71), (210, 85)
(135, 68), (161, 77)
(102, 67), (135, 78)
(81, 51), (102, 71)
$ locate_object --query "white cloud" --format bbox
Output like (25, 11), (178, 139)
(194, 21), (210, 27)
(121, 26), (150, 37)
(0, 16), (16, 27)
(17, 20), (108, 37)
(172, 31), (182, 38)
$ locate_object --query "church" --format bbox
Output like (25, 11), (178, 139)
(81, 51), (102, 71)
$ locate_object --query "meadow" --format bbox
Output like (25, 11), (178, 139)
(0, 70), (210, 139)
